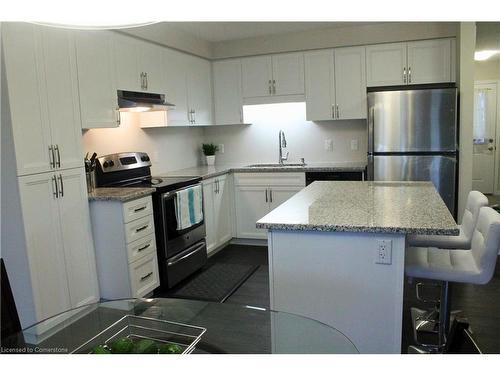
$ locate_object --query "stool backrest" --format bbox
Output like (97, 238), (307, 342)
(462, 191), (489, 241)
(471, 207), (500, 284)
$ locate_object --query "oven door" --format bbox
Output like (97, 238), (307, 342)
(161, 183), (206, 258)
(166, 240), (207, 288)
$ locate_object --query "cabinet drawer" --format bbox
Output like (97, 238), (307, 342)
(122, 196), (153, 223)
(234, 172), (305, 187)
(129, 252), (159, 297)
(124, 215), (155, 244)
(127, 234), (156, 263)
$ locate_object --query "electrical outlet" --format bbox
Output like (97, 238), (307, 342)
(324, 139), (333, 151)
(218, 144), (224, 154)
(351, 139), (359, 151)
(375, 239), (392, 265)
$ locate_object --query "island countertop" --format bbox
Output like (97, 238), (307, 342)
(256, 181), (459, 235)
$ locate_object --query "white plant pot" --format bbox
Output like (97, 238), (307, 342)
(206, 155), (215, 166)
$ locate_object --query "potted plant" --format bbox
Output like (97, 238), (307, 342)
(202, 143), (219, 166)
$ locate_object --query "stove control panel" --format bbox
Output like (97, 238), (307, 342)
(97, 152), (152, 173)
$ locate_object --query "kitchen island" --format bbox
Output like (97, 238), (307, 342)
(256, 181), (458, 353)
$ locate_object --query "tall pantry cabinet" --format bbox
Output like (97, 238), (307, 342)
(2, 23), (99, 331)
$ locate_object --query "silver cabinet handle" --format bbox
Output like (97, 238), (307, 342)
(408, 67), (412, 83)
(137, 243), (151, 252)
(52, 175), (58, 198)
(134, 206), (147, 213)
(265, 189), (268, 202)
(140, 272), (153, 282)
(332, 104), (335, 119)
(135, 224), (149, 233)
(270, 189), (273, 203)
(272, 79), (276, 95)
(145, 72), (148, 90)
(336, 104), (339, 119)
(403, 67), (407, 84)
(54, 144), (61, 168)
(216, 179), (220, 194)
(268, 80), (272, 95)
(48, 145), (55, 169)
(192, 109), (196, 124)
(57, 174), (64, 197)
(214, 179), (217, 194)
(140, 72), (144, 89)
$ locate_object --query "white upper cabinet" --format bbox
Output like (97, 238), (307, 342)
(304, 47), (366, 121)
(114, 33), (141, 91)
(186, 57), (213, 126)
(163, 48), (190, 126)
(241, 53), (305, 100)
(241, 55), (273, 98)
(304, 50), (335, 121)
(366, 39), (455, 87)
(213, 59), (244, 125)
(334, 46), (367, 120)
(366, 42), (407, 87)
(138, 42), (166, 93)
(75, 30), (118, 129)
(3, 23), (84, 175)
(407, 39), (452, 85)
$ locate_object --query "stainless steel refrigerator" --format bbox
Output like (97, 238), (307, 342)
(367, 86), (458, 216)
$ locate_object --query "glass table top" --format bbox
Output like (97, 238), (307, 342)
(4, 298), (358, 354)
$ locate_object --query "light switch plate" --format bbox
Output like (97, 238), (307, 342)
(375, 239), (392, 265)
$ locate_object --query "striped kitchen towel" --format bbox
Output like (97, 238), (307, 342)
(175, 185), (204, 230)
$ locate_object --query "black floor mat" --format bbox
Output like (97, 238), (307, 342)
(159, 263), (259, 303)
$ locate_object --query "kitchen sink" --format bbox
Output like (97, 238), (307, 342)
(246, 163), (307, 168)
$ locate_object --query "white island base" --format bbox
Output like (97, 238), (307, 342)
(268, 230), (406, 354)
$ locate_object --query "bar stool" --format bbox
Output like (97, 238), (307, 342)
(408, 191), (489, 249)
(405, 207), (500, 352)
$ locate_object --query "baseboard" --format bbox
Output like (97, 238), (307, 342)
(230, 238), (268, 247)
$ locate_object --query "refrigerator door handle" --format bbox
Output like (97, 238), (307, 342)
(368, 106), (374, 153)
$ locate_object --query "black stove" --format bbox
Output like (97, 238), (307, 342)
(94, 152), (207, 291)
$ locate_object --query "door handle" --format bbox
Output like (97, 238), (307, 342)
(270, 189), (273, 203)
(145, 72), (148, 90)
(336, 104), (339, 119)
(408, 67), (412, 83)
(140, 72), (145, 89)
(57, 174), (64, 197)
(52, 175), (59, 198)
(332, 104), (335, 119)
(54, 144), (61, 168)
(135, 224), (149, 233)
(140, 272), (153, 282)
(193, 109), (196, 124)
(268, 80), (272, 95)
(272, 79), (276, 95)
(134, 206), (147, 213)
(265, 189), (268, 203)
(49, 145), (55, 169)
(403, 67), (407, 84)
(137, 243), (151, 252)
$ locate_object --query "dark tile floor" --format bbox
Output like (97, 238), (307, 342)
(213, 243), (500, 354)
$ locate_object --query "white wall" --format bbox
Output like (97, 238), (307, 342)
(475, 59), (500, 80)
(82, 113), (205, 175)
(203, 102), (367, 165)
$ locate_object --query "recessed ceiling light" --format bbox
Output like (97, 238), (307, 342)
(474, 50), (500, 61)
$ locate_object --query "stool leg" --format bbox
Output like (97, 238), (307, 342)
(438, 281), (451, 348)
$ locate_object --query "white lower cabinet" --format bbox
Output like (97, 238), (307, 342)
(89, 195), (160, 299)
(234, 173), (305, 239)
(17, 168), (99, 323)
(203, 174), (233, 254)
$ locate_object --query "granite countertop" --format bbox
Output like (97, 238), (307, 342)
(256, 181), (459, 235)
(88, 187), (156, 202)
(159, 161), (367, 180)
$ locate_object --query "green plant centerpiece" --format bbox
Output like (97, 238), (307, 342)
(202, 143), (218, 156)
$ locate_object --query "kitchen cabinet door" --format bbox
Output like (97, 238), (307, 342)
(304, 50), (335, 121)
(366, 43), (407, 87)
(202, 179), (217, 254)
(40, 27), (84, 171)
(272, 52), (305, 96)
(234, 185), (270, 239)
(187, 57), (213, 125)
(334, 46), (367, 119)
(163, 49), (190, 126)
(18, 173), (71, 322)
(214, 175), (233, 246)
(241, 55), (273, 98)
(56, 168), (100, 308)
(268, 186), (303, 211)
(407, 39), (452, 85)
(139, 42), (166, 94)
(75, 30), (119, 129)
(113, 33), (141, 91)
(213, 59), (244, 125)
(2, 23), (53, 176)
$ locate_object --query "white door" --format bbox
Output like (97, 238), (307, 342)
(407, 39), (452, 85)
(3, 23), (53, 176)
(334, 46), (367, 120)
(75, 30), (118, 129)
(272, 52), (305, 96)
(163, 49), (190, 126)
(213, 59), (244, 125)
(235, 185), (270, 239)
(366, 42), (407, 87)
(202, 179), (217, 254)
(269, 186), (303, 211)
(56, 168), (100, 307)
(187, 57), (213, 125)
(140, 42), (166, 94)
(18, 173), (71, 322)
(472, 83), (498, 194)
(113, 33), (141, 91)
(304, 50), (335, 121)
(40, 27), (84, 171)
(214, 175), (233, 246)
(241, 55), (273, 98)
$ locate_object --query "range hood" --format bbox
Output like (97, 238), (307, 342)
(117, 90), (175, 112)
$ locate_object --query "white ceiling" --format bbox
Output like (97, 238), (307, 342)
(160, 22), (381, 43)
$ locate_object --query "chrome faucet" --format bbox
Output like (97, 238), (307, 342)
(278, 130), (289, 165)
